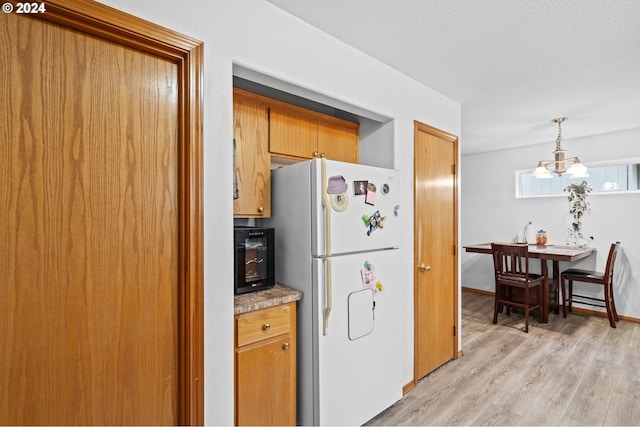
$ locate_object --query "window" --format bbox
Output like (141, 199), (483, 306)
(516, 159), (640, 198)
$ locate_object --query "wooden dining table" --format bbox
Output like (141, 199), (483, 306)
(464, 243), (596, 323)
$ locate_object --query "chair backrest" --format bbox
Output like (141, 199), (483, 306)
(604, 242), (621, 284)
(491, 243), (532, 282)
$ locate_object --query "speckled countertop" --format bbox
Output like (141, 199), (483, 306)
(234, 284), (302, 315)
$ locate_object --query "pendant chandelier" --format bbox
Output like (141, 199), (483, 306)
(532, 117), (588, 179)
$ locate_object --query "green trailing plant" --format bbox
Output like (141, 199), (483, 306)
(564, 180), (592, 242)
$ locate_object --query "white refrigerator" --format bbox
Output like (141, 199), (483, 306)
(262, 158), (404, 426)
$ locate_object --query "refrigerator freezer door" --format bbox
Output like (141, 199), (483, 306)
(311, 159), (401, 256)
(312, 248), (403, 426)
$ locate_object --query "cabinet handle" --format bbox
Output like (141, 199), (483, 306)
(282, 342), (290, 350)
(262, 323), (270, 331)
(312, 151), (319, 157)
(257, 206), (264, 214)
(320, 152), (326, 158)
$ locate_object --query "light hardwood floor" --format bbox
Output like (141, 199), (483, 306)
(367, 290), (640, 426)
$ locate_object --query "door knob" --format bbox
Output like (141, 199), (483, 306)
(257, 206), (264, 214)
(418, 263), (431, 272)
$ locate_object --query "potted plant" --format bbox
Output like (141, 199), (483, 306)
(564, 180), (592, 246)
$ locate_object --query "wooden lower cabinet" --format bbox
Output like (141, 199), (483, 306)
(235, 302), (297, 426)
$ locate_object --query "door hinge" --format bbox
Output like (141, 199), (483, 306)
(451, 164), (456, 175)
(453, 325), (457, 337)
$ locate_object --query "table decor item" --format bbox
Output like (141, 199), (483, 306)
(524, 221), (537, 244)
(565, 180), (592, 246)
(536, 229), (548, 246)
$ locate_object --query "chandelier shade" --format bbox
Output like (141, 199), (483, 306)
(533, 118), (588, 179)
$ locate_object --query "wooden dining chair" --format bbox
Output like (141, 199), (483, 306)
(560, 242), (621, 328)
(491, 243), (545, 333)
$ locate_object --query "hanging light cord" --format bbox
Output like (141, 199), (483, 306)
(554, 118), (564, 151)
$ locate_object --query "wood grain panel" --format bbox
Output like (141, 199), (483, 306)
(413, 122), (458, 381)
(269, 106), (318, 159)
(233, 89), (271, 217)
(235, 302), (297, 426)
(236, 305), (291, 347)
(317, 120), (359, 163)
(1, 11), (179, 425)
(236, 336), (293, 426)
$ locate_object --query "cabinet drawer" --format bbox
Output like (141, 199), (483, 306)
(236, 305), (291, 347)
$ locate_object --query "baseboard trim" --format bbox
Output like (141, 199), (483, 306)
(462, 286), (640, 323)
(462, 286), (494, 296)
(402, 381), (416, 395)
(569, 306), (640, 324)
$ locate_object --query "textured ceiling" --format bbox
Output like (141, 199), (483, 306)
(264, 0), (640, 155)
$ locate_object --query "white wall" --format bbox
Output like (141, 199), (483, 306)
(97, 1), (461, 424)
(462, 128), (640, 320)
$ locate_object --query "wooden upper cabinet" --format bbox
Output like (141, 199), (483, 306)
(268, 102), (359, 163)
(232, 87), (359, 217)
(318, 119), (359, 163)
(233, 88), (271, 217)
(269, 106), (318, 159)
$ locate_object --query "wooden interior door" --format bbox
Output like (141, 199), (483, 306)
(413, 121), (458, 381)
(0, 2), (203, 425)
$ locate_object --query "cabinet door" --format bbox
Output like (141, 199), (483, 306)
(233, 91), (271, 217)
(318, 120), (359, 163)
(236, 335), (295, 426)
(269, 106), (318, 159)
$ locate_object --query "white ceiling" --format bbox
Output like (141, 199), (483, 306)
(264, 0), (640, 155)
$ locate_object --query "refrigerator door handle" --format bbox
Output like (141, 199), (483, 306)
(321, 158), (332, 335)
(323, 257), (332, 335)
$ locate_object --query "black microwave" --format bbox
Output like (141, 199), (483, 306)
(234, 227), (275, 295)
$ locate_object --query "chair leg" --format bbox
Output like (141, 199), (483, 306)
(568, 280), (573, 313)
(603, 282), (617, 328)
(523, 287), (529, 333)
(609, 282), (620, 321)
(560, 275), (567, 318)
(493, 294), (499, 325)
